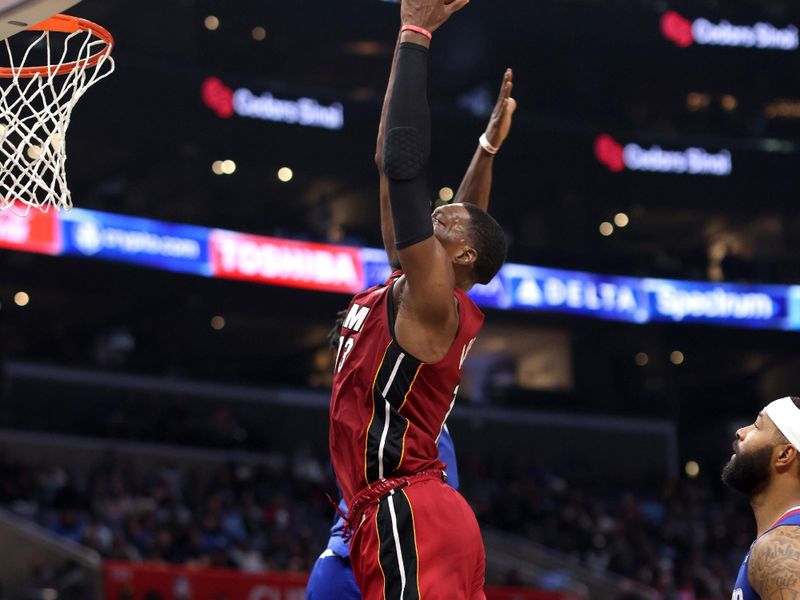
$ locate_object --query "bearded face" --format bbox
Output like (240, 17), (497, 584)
(722, 440), (775, 496)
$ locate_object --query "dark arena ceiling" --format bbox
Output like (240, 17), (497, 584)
(2, 0), (800, 438)
(48, 0), (800, 282)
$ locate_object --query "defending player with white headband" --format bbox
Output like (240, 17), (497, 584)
(722, 396), (800, 600)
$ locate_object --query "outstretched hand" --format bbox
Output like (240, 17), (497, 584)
(401, 0), (470, 34)
(484, 69), (518, 150)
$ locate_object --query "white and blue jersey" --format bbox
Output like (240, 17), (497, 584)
(732, 507), (800, 600)
(306, 426), (459, 599)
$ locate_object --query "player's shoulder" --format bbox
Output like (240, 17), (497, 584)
(748, 525), (800, 597)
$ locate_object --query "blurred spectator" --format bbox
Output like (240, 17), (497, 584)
(460, 458), (750, 599)
(0, 450), (753, 599)
(1, 454), (331, 573)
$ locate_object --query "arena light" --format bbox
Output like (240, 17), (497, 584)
(221, 160), (236, 175)
(278, 167), (293, 182)
(670, 351), (685, 365)
(211, 161), (224, 175)
(14, 291), (29, 306)
(634, 352), (649, 367)
(439, 187), (454, 202)
(252, 26), (266, 41)
(721, 95), (738, 111)
(343, 41), (389, 57)
(210, 315), (225, 330)
(685, 461), (700, 478)
(204, 15), (219, 31)
(765, 99), (800, 119)
(599, 222), (614, 237)
(614, 213), (629, 228)
(686, 92), (711, 112)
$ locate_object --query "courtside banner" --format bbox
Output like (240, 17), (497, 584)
(102, 561), (577, 600)
(2, 207), (800, 331)
(61, 209), (211, 276)
(644, 278), (793, 329)
(502, 263), (649, 324)
(210, 229), (365, 293)
(0, 208), (61, 256)
(792, 287), (800, 330)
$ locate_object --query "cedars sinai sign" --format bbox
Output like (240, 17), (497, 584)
(661, 11), (799, 51)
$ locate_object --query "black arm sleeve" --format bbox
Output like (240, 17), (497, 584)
(381, 42), (433, 250)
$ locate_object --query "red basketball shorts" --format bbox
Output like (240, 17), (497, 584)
(349, 477), (486, 600)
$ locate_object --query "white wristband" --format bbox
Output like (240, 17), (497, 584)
(479, 133), (499, 155)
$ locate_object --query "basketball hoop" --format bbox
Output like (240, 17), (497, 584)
(0, 14), (114, 215)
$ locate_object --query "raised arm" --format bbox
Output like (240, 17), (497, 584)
(375, 37), (402, 268)
(453, 69), (517, 211)
(748, 526), (800, 599)
(377, 64), (517, 267)
(382, 0), (468, 349)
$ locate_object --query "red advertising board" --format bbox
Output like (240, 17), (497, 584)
(103, 562), (580, 600)
(0, 208), (61, 256)
(210, 230), (364, 294)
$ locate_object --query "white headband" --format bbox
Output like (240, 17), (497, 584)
(765, 397), (800, 452)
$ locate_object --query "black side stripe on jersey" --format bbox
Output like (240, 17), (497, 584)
(376, 488), (420, 600)
(365, 342), (422, 483)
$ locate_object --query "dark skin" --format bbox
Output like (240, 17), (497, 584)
(730, 412), (800, 599)
(376, 0), (516, 363)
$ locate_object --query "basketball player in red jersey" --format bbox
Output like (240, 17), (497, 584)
(328, 0), (512, 598)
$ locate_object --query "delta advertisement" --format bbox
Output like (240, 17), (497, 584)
(1, 207), (799, 331)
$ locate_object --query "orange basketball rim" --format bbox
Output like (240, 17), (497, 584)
(0, 13), (113, 78)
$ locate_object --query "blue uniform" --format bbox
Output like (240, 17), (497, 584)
(306, 426), (460, 599)
(732, 508), (800, 600)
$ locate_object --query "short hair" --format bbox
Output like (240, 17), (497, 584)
(328, 309), (349, 353)
(462, 203), (508, 285)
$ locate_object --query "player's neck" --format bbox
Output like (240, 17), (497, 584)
(454, 272), (474, 292)
(751, 486), (800, 536)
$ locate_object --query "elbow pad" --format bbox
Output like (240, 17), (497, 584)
(383, 127), (426, 181)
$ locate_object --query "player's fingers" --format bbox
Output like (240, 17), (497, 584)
(445, 0), (470, 16)
(506, 97), (518, 115)
(503, 69), (513, 92)
(494, 73), (512, 110)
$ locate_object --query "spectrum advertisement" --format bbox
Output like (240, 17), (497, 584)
(1, 208), (799, 331)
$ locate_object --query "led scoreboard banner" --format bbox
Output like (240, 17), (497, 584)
(1, 208), (799, 331)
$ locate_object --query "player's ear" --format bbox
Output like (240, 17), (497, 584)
(453, 245), (477, 267)
(775, 443), (798, 471)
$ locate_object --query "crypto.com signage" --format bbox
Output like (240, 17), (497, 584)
(661, 11), (799, 51)
(594, 134), (732, 176)
(3, 208), (800, 331)
(201, 77), (345, 131)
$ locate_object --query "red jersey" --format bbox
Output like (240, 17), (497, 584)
(329, 271), (484, 506)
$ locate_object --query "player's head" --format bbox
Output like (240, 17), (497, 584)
(432, 202), (507, 286)
(722, 396), (800, 497)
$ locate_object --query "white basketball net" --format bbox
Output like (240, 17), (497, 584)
(0, 26), (114, 215)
